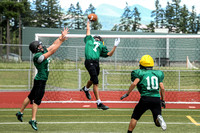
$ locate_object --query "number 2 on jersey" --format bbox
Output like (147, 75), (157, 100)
(146, 76), (158, 90)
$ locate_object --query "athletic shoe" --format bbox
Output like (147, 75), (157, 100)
(157, 115), (167, 131)
(80, 86), (91, 100)
(97, 103), (109, 110)
(29, 120), (38, 131)
(16, 112), (23, 122)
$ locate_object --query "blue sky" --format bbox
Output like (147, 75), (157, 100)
(60, 0), (200, 13)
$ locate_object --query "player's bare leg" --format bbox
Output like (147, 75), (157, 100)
(86, 80), (93, 88)
(32, 103), (38, 120)
(128, 119), (137, 132)
(20, 97), (30, 113)
(93, 84), (109, 110)
(16, 97), (30, 122)
(93, 84), (99, 100)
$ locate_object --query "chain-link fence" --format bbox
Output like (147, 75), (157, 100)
(0, 43), (200, 91)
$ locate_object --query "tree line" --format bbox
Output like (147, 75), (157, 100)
(0, 0), (200, 47)
(113, 0), (200, 33)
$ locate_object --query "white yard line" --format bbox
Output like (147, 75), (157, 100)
(0, 121), (197, 125)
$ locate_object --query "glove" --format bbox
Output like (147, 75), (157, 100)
(161, 100), (166, 108)
(120, 93), (128, 100)
(114, 38), (120, 46)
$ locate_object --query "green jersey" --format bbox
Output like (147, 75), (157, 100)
(84, 35), (109, 60)
(33, 48), (50, 80)
(131, 69), (164, 97)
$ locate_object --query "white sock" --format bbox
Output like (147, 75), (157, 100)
(84, 86), (89, 91)
(97, 99), (101, 105)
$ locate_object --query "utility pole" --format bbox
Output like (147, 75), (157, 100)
(18, 0), (22, 61)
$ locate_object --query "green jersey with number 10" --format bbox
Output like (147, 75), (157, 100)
(84, 35), (109, 60)
(131, 69), (164, 97)
(33, 48), (50, 80)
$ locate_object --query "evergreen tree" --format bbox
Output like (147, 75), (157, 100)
(151, 0), (165, 28)
(21, 0), (35, 27)
(111, 24), (118, 31)
(111, 3), (141, 32)
(179, 4), (189, 33)
(45, 0), (63, 28)
(171, 0), (181, 33)
(0, 1), (25, 59)
(132, 7), (141, 32)
(118, 2), (133, 31)
(74, 2), (84, 29)
(165, 2), (175, 32)
(188, 6), (198, 33)
(146, 21), (155, 32)
(85, 4), (96, 14)
(33, 0), (62, 28)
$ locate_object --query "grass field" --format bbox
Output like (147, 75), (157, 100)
(0, 108), (199, 133)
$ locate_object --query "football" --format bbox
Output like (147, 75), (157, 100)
(88, 13), (98, 21)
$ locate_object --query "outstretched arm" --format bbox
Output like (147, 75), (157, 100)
(86, 20), (90, 36)
(107, 38), (120, 56)
(44, 27), (69, 59)
(120, 78), (140, 100)
(107, 46), (117, 56)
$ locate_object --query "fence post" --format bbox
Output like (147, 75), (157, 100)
(102, 69), (104, 91)
(115, 50), (117, 70)
(76, 48), (78, 70)
(158, 52), (160, 69)
(166, 37), (169, 58)
(28, 69), (31, 90)
(178, 70), (180, 91)
(78, 69), (81, 89)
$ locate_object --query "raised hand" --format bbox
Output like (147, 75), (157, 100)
(114, 38), (120, 46)
(60, 27), (69, 41)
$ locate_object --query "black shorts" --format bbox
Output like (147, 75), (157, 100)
(28, 79), (46, 105)
(85, 59), (100, 84)
(131, 96), (161, 125)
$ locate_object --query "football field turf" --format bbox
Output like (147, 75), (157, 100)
(0, 108), (199, 133)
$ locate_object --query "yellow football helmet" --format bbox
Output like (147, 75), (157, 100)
(139, 55), (154, 67)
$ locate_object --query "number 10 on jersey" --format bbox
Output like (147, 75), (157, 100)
(146, 76), (159, 90)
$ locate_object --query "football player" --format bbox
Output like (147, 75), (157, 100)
(16, 27), (69, 131)
(80, 19), (120, 110)
(121, 55), (167, 132)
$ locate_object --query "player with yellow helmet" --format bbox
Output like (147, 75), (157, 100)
(121, 55), (166, 132)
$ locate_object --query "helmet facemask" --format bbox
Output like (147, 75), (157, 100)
(93, 36), (104, 44)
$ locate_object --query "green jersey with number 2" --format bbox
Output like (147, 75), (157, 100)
(84, 35), (109, 60)
(33, 48), (50, 80)
(131, 69), (164, 97)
